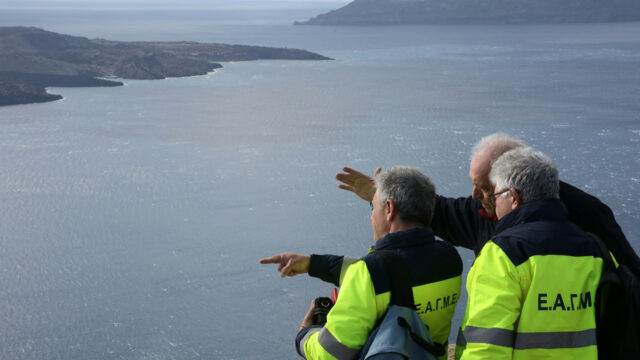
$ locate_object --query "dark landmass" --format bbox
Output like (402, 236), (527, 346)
(0, 72), (124, 88)
(0, 78), (61, 106)
(295, 0), (640, 26)
(0, 26), (331, 106)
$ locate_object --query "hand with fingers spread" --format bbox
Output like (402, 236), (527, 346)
(258, 252), (310, 278)
(335, 166), (381, 202)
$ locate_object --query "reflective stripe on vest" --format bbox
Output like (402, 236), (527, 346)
(339, 256), (359, 286)
(300, 328), (321, 358)
(460, 326), (597, 350)
(458, 326), (513, 348)
(317, 327), (359, 360)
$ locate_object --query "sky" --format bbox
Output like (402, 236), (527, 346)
(0, 0), (350, 10)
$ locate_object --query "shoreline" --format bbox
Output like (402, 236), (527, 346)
(0, 26), (332, 107)
(1, 67), (227, 107)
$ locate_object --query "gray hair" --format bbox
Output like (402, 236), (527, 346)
(375, 166), (436, 226)
(489, 147), (559, 203)
(470, 132), (526, 165)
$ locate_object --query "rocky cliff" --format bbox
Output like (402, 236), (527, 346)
(0, 27), (331, 106)
(296, 0), (640, 25)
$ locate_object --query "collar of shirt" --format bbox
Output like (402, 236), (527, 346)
(494, 198), (569, 235)
(371, 227), (435, 251)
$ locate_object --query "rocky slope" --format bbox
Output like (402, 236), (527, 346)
(296, 0), (640, 25)
(0, 27), (331, 106)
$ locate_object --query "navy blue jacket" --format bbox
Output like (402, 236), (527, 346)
(431, 181), (639, 267)
(310, 181), (639, 287)
(299, 228), (462, 359)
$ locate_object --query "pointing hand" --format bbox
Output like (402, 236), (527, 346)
(259, 252), (311, 278)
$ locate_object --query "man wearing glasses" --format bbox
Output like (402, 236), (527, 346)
(457, 146), (603, 359)
(263, 133), (635, 287)
(259, 133), (635, 357)
(335, 133), (638, 266)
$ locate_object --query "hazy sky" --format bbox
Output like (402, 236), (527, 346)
(1, 0), (349, 10)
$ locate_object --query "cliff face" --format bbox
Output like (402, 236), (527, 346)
(0, 27), (331, 106)
(296, 0), (640, 25)
(0, 78), (62, 106)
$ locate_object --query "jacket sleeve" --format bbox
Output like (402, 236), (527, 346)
(309, 254), (360, 287)
(559, 181), (640, 269)
(300, 261), (378, 360)
(431, 195), (496, 255)
(460, 242), (521, 360)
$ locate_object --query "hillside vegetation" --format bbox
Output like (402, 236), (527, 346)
(0, 27), (331, 106)
(296, 0), (640, 25)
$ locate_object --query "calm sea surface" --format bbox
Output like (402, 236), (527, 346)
(0, 7), (639, 360)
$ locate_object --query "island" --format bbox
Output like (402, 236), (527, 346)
(0, 27), (332, 107)
(295, 0), (640, 26)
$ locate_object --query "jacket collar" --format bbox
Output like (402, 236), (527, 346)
(371, 227), (435, 251)
(494, 198), (569, 234)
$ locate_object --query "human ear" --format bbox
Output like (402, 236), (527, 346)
(511, 189), (523, 209)
(385, 200), (395, 221)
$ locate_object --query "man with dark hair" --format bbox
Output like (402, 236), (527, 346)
(260, 167), (462, 360)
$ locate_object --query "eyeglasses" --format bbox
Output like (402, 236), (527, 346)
(490, 188), (511, 198)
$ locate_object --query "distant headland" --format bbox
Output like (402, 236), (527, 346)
(0, 27), (332, 107)
(295, 0), (640, 26)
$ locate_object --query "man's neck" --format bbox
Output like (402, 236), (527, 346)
(388, 220), (425, 234)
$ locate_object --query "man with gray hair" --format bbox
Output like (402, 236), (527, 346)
(457, 147), (603, 359)
(259, 133), (636, 283)
(336, 132), (638, 265)
(261, 166), (462, 360)
(260, 133), (635, 357)
(489, 146), (560, 218)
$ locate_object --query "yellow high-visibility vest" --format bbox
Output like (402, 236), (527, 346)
(456, 202), (604, 360)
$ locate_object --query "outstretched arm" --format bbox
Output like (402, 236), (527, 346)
(335, 166), (381, 202)
(259, 252), (310, 278)
(260, 252), (358, 286)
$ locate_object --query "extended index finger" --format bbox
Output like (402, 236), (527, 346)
(258, 254), (282, 264)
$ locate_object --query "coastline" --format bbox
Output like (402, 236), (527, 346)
(0, 26), (331, 107)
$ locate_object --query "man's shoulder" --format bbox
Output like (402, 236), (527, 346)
(362, 238), (461, 267)
(362, 243), (462, 296)
(433, 194), (496, 253)
(436, 194), (482, 211)
(339, 258), (371, 286)
(558, 180), (615, 223)
(492, 220), (600, 266)
(559, 180), (600, 204)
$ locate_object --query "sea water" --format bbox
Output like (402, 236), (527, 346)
(0, 6), (639, 360)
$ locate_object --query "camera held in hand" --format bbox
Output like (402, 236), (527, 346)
(311, 297), (334, 326)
